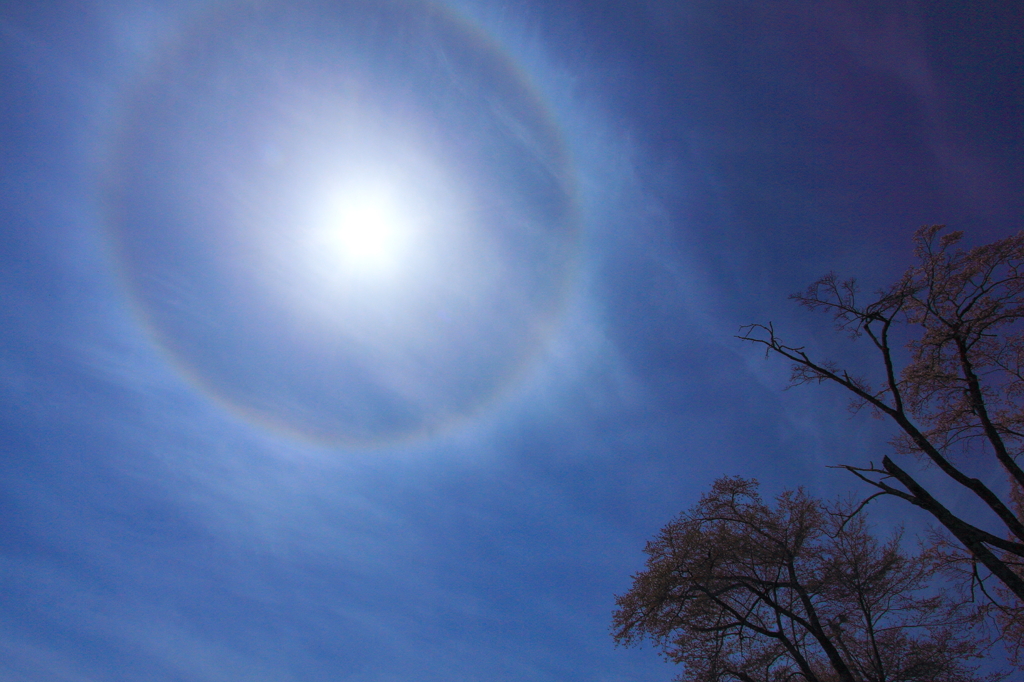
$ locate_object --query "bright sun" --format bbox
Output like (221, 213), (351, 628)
(309, 182), (411, 280)
(277, 148), (467, 324)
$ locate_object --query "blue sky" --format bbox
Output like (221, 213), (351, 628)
(1, 1), (1022, 679)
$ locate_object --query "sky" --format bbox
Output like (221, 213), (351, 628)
(0, 1), (1022, 680)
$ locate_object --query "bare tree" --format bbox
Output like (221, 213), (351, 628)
(612, 477), (994, 682)
(739, 226), (1024, 647)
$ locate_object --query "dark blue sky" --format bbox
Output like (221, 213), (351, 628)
(1, 1), (1022, 679)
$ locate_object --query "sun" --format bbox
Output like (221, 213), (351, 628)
(275, 152), (467, 325)
(331, 195), (401, 267)
(319, 185), (408, 276)
(308, 181), (412, 281)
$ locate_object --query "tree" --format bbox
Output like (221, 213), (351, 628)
(612, 477), (993, 682)
(738, 226), (1024, 650)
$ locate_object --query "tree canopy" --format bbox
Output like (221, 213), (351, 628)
(739, 226), (1024, 647)
(612, 477), (993, 682)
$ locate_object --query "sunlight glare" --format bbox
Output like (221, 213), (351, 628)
(313, 183), (410, 279)
(275, 150), (470, 329)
